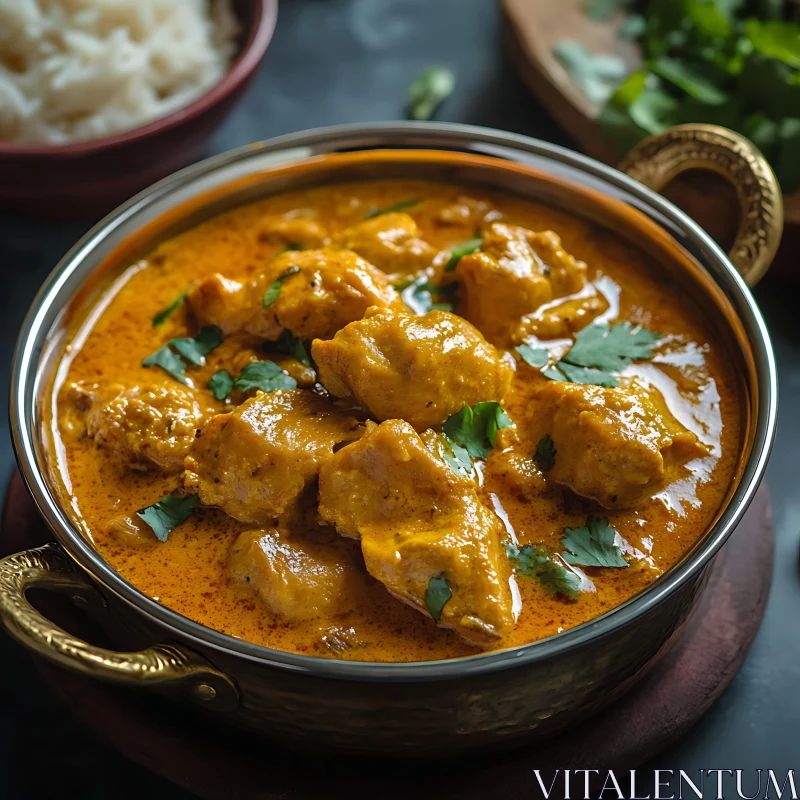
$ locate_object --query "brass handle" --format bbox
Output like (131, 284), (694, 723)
(618, 124), (783, 287)
(0, 543), (238, 711)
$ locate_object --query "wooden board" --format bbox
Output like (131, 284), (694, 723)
(501, 0), (800, 225)
(0, 471), (774, 799)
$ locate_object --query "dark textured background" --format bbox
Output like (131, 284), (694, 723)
(0, 1), (797, 797)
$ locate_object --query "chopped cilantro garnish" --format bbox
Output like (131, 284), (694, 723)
(561, 516), (628, 569)
(534, 434), (557, 471)
(436, 432), (473, 477)
(276, 244), (305, 255)
(152, 291), (188, 327)
(208, 370), (234, 401)
(142, 346), (189, 385)
(406, 66), (455, 121)
(365, 199), (421, 219)
(263, 330), (312, 368)
(137, 493), (198, 543)
(515, 344), (549, 368)
(234, 361), (297, 394)
(263, 266), (300, 308)
(169, 325), (223, 367)
(143, 326), (224, 384)
(396, 274), (456, 314)
(442, 401), (512, 460)
(506, 543), (581, 599)
(545, 322), (661, 388)
(444, 233), (483, 272)
(424, 573), (453, 622)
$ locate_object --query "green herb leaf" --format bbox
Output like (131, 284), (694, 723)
(263, 266), (300, 308)
(208, 370), (234, 401)
(137, 493), (198, 543)
(506, 543), (581, 599)
(562, 516), (628, 568)
(365, 199), (422, 219)
(424, 573), (453, 622)
(142, 346), (189, 384)
(263, 330), (312, 367)
(153, 291), (188, 327)
(583, 0), (628, 21)
(444, 234), (483, 272)
(553, 40), (627, 105)
(234, 361), (297, 394)
(169, 325), (223, 367)
(542, 365), (568, 383)
(396, 274), (456, 314)
(686, 0), (732, 39)
(650, 57), (728, 104)
(746, 19), (800, 69)
(534, 434), (557, 471)
(407, 66), (455, 121)
(556, 361), (620, 387)
(442, 402), (513, 460)
(563, 322), (661, 372)
(515, 344), (549, 368)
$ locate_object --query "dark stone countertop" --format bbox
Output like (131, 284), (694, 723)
(0, 1), (796, 796)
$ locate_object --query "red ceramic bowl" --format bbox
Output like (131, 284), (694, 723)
(0, 0), (278, 218)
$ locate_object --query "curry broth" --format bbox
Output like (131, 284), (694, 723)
(51, 179), (742, 662)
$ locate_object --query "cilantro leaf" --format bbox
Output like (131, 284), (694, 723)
(651, 57), (728, 105)
(396, 275), (456, 314)
(169, 325), (223, 367)
(506, 543), (581, 599)
(564, 322), (661, 372)
(152, 291), (188, 327)
(562, 516), (628, 568)
(142, 346), (188, 384)
(407, 66), (455, 121)
(365, 199), (421, 219)
(553, 41), (627, 105)
(515, 344), (549, 368)
(534, 434), (557, 471)
(746, 19), (800, 69)
(263, 266), (300, 308)
(234, 361), (297, 394)
(444, 233), (483, 272)
(208, 370), (234, 401)
(442, 402), (512, 460)
(424, 573), (453, 622)
(556, 361), (619, 388)
(137, 493), (198, 543)
(263, 330), (312, 367)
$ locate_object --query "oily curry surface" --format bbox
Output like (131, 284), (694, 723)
(51, 179), (742, 662)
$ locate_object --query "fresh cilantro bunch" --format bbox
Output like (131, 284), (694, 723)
(581, 0), (800, 192)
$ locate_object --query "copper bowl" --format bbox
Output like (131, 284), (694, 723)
(0, 123), (780, 757)
(0, 0), (278, 218)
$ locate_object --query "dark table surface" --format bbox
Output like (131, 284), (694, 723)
(0, 1), (797, 797)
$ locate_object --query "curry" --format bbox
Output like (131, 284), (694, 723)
(49, 179), (742, 662)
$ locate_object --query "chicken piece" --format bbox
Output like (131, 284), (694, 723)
(228, 528), (366, 622)
(312, 306), (512, 431)
(256, 212), (328, 249)
(183, 390), (363, 525)
(518, 291), (607, 341)
(318, 420), (515, 646)
(334, 212), (436, 275)
(188, 249), (404, 343)
(530, 381), (708, 508)
(435, 195), (499, 227)
(455, 223), (553, 347)
(69, 383), (210, 473)
(528, 230), (587, 296)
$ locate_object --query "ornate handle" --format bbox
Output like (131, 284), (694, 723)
(0, 543), (238, 711)
(618, 124), (783, 287)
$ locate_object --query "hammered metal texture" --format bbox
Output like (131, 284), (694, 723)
(619, 124), (783, 287)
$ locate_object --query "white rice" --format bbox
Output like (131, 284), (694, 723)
(0, 0), (239, 144)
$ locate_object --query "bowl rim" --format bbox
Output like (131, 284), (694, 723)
(0, 0), (278, 158)
(10, 121), (778, 681)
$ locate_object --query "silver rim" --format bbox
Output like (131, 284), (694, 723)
(9, 122), (778, 681)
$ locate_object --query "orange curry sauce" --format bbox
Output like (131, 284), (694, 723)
(49, 180), (742, 662)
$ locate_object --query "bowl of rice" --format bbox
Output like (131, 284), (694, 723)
(0, 0), (277, 216)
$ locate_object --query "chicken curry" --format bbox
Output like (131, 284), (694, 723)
(50, 179), (742, 662)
